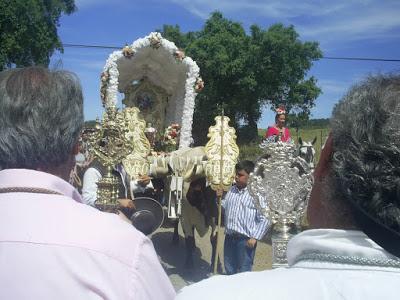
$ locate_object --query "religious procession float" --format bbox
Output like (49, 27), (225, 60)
(83, 32), (314, 271)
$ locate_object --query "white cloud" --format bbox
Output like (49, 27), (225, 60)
(298, 7), (400, 43)
(169, 0), (400, 44)
(169, 0), (347, 19)
(168, 0), (371, 19)
(75, 0), (121, 9)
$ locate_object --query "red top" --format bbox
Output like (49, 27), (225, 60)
(265, 126), (291, 142)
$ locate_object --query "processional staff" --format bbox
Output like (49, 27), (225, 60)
(205, 108), (239, 274)
(86, 107), (134, 212)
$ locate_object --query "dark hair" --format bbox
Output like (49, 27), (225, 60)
(330, 74), (400, 234)
(235, 160), (255, 175)
(0, 67), (83, 170)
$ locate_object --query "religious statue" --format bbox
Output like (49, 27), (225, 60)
(145, 122), (157, 150)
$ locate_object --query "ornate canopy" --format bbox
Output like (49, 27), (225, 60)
(100, 32), (203, 148)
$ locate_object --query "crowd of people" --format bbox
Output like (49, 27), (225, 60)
(0, 66), (399, 299)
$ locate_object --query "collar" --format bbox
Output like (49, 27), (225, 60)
(232, 185), (247, 194)
(0, 169), (82, 203)
(287, 229), (399, 267)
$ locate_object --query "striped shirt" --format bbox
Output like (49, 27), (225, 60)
(222, 185), (270, 240)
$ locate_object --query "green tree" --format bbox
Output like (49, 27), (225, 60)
(0, 0), (76, 70)
(156, 24), (197, 49)
(159, 12), (322, 144)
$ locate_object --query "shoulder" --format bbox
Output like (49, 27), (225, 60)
(266, 126), (277, 133)
(176, 268), (324, 300)
(83, 167), (101, 177)
(225, 186), (238, 197)
(265, 126), (278, 137)
(58, 200), (150, 267)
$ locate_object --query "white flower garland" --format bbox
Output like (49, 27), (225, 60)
(101, 32), (201, 148)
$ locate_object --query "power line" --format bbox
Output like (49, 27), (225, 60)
(62, 43), (400, 62)
(64, 43), (120, 50)
(322, 56), (400, 62)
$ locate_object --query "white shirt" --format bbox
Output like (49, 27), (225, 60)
(82, 166), (153, 206)
(176, 229), (400, 300)
(222, 185), (269, 240)
(0, 169), (175, 300)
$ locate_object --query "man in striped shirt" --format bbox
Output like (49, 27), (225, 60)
(219, 160), (270, 274)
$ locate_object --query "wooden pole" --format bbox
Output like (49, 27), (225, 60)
(213, 194), (223, 274)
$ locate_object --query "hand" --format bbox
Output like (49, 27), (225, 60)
(117, 198), (135, 210)
(246, 238), (257, 249)
(117, 198), (136, 221)
(138, 174), (151, 187)
(216, 188), (224, 198)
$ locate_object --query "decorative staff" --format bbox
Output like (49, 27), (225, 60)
(87, 107), (134, 212)
(120, 107), (151, 182)
(248, 140), (313, 267)
(205, 111), (239, 274)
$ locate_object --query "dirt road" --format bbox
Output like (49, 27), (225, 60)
(151, 225), (273, 292)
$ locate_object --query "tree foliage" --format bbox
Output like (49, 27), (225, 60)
(159, 12), (322, 144)
(0, 0), (76, 70)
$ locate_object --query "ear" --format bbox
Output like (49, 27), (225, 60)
(72, 142), (80, 155)
(298, 137), (303, 145)
(312, 136), (317, 145)
(313, 132), (333, 181)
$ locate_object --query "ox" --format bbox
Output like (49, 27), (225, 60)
(297, 136), (317, 168)
(150, 147), (219, 270)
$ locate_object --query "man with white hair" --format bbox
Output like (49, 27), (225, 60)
(0, 67), (175, 299)
(176, 74), (400, 299)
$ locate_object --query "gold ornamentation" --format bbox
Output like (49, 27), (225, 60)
(205, 115), (239, 274)
(87, 107), (133, 211)
(120, 107), (151, 180)
(204, 116), (239, 191)
(122, 77), (169, 135)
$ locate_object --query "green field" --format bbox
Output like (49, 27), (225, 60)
(239, 127), (330, 163)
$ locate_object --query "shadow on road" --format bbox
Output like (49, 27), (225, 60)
(151, 230), (212, 284)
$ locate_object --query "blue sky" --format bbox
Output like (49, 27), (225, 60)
(50, 0), (400, 128)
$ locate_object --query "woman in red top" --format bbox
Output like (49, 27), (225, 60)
(265, 105), (291, 142)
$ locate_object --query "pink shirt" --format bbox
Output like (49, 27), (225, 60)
(265, 126), (291, 142)
(0, 169), (175, 300)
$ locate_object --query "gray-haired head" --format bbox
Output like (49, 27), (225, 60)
(330, 74), (400, 250)
(0, 67), (84, 171)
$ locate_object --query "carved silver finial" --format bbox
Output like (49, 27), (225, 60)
(248, 141), (313, 267)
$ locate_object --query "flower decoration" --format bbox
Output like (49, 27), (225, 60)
(149, 32), (162, 49)
(195, 77), (204, 92)
(100, 70), (110, 106)
(174, 49), (186, 61)
(161, 123), (181, 151)
(122, 45), (134, 58)
(276, 104), (286, 115)
(101, 32), (201, 148)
